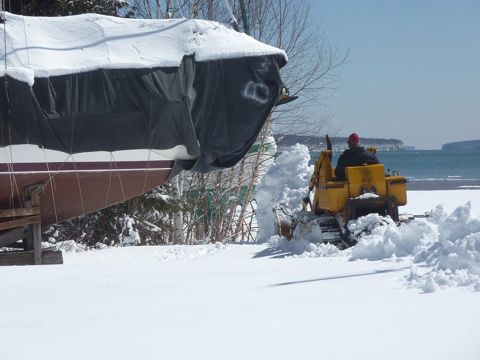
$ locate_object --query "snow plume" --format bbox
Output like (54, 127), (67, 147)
(256, 144), (313, 242)
(409, 202), (480, 292)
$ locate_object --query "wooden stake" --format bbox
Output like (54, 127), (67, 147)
(31, 187), (42, 265)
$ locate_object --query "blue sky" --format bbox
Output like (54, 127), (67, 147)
(312, 1), (479, 149)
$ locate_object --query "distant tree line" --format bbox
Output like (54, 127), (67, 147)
(442, 140), (480, 151)
(275, 134), (404, 151)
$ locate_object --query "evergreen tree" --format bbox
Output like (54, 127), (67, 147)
(65, 0), (133, 17)
(8, 0), (133, 17)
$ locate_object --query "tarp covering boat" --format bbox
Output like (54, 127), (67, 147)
(0, 12), (287, 172)
(0, 12), (287, 225)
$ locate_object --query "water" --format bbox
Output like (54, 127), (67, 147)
(310, 150), (480, 189)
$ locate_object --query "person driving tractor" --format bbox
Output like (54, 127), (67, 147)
(335, 133), (379, 179)
(282, 133), (406, 246)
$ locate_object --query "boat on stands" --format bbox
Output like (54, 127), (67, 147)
(0, 12), (288, 226)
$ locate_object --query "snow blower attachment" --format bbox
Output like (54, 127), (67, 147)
(273, 136), (408, 248)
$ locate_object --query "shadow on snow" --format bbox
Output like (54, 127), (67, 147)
(269, 267), (410, 287)
(253, 246), (298, 259)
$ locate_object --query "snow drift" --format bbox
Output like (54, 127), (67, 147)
(409, 203), (480, 292)
(349, 214), (438, 260)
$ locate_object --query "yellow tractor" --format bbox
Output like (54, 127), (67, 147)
(274, 136), (408, 248)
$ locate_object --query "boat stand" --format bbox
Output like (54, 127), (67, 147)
(0, 184), (63, 266)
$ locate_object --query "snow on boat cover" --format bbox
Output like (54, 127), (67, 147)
(0, 12), (287, 225)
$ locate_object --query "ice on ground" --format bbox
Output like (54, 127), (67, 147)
(256, 144), (313, 242)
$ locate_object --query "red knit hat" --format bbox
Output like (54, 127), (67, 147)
(348, 133), (360, 145)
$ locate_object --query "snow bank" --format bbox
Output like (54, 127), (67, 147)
(256, 144), (313, 242)
(349, 214), (438, 261)
(409, 203), (480, 292)
(1, 12), (286, 84)
(63, 242), (226, 264)
(267, 208), (480, 292)
(279, 204), (480, 291)
(347, 203), (480, 291)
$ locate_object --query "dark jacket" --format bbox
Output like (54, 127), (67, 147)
(335, 145), (380, 179)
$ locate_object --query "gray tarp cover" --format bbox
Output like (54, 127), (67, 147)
(0, 54), (285, 172)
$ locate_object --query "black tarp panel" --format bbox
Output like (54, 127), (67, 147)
(0, 54), (285, 172)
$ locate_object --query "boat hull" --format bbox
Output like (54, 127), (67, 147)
(0, 160), (173, 225)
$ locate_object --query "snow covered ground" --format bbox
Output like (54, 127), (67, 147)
(1, 191), (479, 360)
(1, 144), (479, 359)
(1, 232), (479, 360)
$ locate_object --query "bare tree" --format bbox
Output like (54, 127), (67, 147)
(130, 0), (346, 130)
(241, 0), (347, 135)
(109, 0), (348, 244)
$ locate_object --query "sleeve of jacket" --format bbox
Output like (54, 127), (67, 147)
(369, 153), (380, 164)
(335, 153), (346, 179)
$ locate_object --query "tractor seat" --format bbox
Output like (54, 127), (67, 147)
(345, 164), (387, 197)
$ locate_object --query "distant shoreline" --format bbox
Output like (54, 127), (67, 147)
(407, 179), (480, 191)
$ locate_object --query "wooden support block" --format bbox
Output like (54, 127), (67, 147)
(0, 215), (41, 231)
(33, 223), (42, 265)
(0, 207), (40, 218)
(0, 183), (51, 266)
(31, 188), (42, 265)
(24, 225), (34, 251)
(0, 250), (63, 266)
